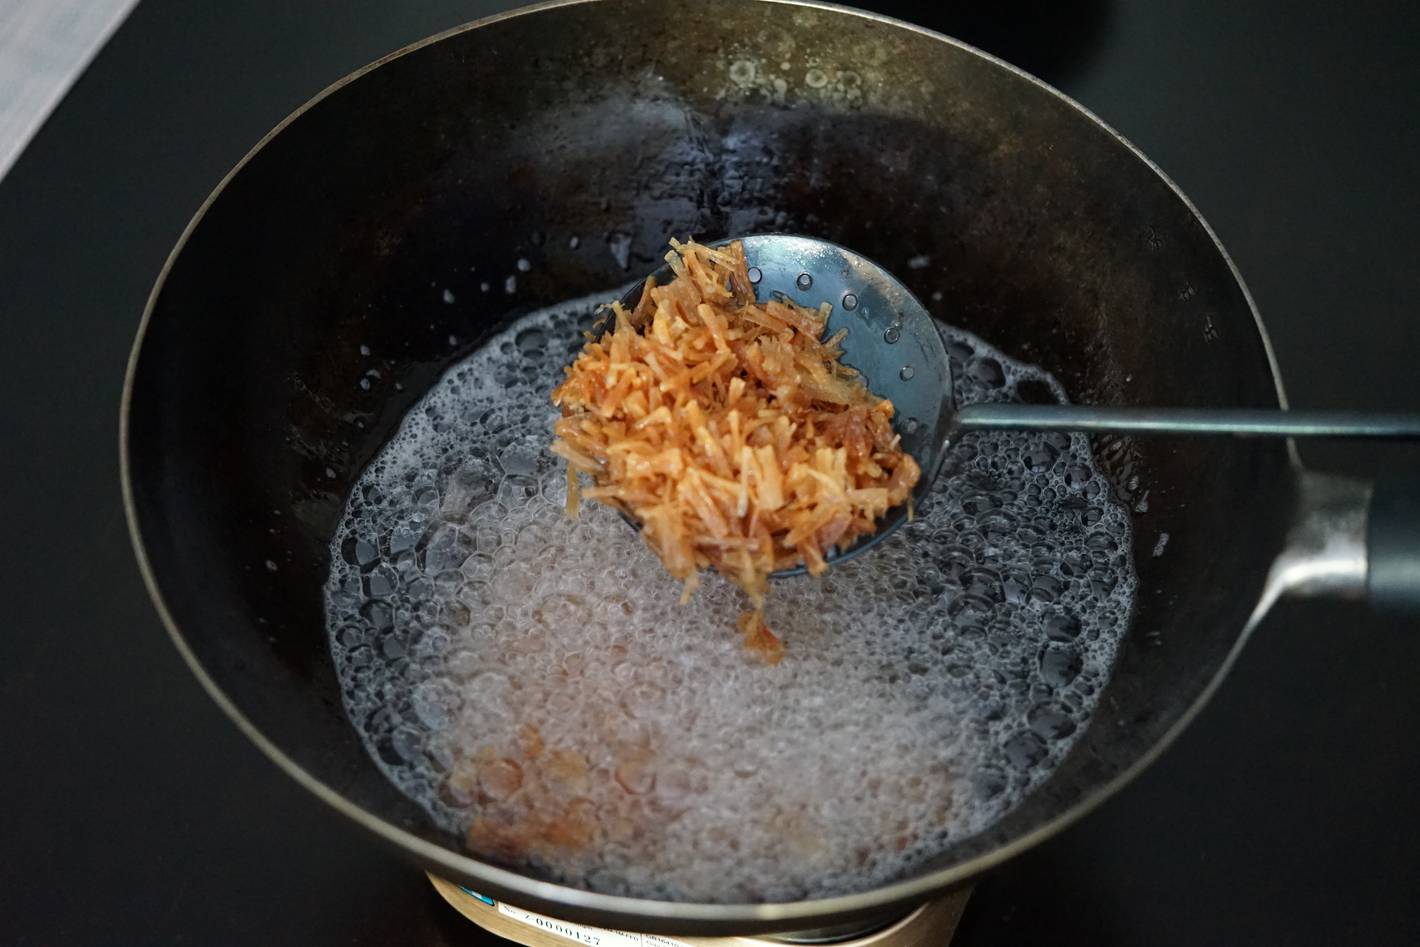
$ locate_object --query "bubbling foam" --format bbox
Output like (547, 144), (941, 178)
(324, 290), (1135, 902)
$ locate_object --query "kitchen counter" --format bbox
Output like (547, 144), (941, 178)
(3, 1), (1417, 943)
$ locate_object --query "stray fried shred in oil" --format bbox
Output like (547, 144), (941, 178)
(551, 239), (920, 661)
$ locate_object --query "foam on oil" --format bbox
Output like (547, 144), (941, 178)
(324, 291), (1136, 902)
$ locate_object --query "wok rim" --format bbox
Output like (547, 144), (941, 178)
(118, 0), (1297, 931)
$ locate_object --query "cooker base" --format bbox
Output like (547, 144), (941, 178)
(427, 875), (971, 946)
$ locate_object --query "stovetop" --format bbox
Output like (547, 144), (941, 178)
(3, 1), (1418, 944)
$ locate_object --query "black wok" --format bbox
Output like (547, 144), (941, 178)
(120, 0), (1419, 935)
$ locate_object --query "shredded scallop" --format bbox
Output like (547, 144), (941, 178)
(551, 239), (920, 660)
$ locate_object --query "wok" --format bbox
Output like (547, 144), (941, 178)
(120, 0), (1420, 936)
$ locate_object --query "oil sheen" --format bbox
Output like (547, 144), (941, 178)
(324, 291), (1136, 902)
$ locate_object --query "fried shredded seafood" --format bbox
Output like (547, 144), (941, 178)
(550, 239), (920, 661)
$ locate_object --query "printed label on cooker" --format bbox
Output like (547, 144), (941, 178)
(495, 901), (693, 947)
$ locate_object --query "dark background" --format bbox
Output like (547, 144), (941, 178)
(3, 0), (1419, 943)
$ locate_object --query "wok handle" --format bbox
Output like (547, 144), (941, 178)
(954, 404), (1420, 439)
(1367, 479), (1420, 612)
(1268, 472), (1420, 612)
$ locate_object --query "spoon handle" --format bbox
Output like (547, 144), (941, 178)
(953, 404), (1420, 439)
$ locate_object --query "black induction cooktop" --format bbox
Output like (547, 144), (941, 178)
(3, 1), (1418, 944)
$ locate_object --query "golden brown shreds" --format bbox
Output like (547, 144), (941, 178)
(462, 746), (671, 863)
(462, 749), (599, 861)
(737, 610), (785, 665)
(466, 816), (532, 862)
(564, 465), (581, 516)
(544, 748), (591, 793)
(630, 276), (658, 326)
(518, 724), (545, 759)
(551, 238), (921, 658)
